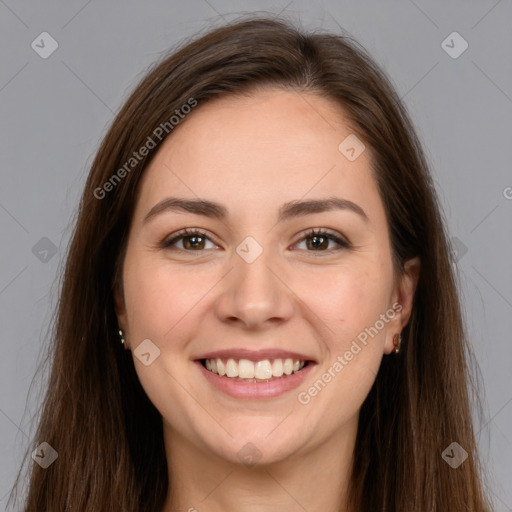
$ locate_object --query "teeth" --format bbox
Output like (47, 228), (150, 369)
(283, 358), (293, 375)
(203, 357), (307, 380)
(272, 359), (283, 377)
(226, 358), (238, 378)
(255, 360), (272, 380)
(238, 359), (255, 379)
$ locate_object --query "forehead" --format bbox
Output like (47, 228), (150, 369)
(133, 88), (382, 225)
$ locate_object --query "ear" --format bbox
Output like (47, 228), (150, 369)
(384, 256), (421, 354)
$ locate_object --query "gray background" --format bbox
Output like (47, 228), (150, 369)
(1, 0), (511, 510)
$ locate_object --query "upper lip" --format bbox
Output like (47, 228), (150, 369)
(194, 348), (316, 362)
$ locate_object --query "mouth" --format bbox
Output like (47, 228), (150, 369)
(199, 357), (310, 382)
(194, 354), (316, 399)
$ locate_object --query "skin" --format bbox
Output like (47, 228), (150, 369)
(115, 88), (420, 512)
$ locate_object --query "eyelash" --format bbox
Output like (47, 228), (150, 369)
(161, 227), (351, 254)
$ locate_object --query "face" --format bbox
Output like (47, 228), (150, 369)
(115, 88), (419, 466)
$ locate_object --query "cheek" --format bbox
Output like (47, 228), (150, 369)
(122, 253), (211, 340)
(295, 267), (392, 434)
(297, 264), (392, 345)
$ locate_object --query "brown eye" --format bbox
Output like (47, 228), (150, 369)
(306, 234), (329, 250)
(182, 234), (206, 250)
(294, 229), (350, 252)
(163, 229), (217, 251)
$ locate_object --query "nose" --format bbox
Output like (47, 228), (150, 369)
(214, 247), (295, 330)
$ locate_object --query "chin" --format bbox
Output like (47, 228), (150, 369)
(204, 422), (306, 467)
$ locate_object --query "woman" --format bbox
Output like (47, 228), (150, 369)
(10, 16), (492, 512)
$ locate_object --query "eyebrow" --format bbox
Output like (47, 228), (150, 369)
(142, 196), (369, 225)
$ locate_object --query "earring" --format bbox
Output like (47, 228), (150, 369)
(393, 333), (402, 354)
(119, 329), (126, 347)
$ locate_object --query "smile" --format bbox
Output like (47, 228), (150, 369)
(195, 357), (315, 399)
(202, 357), (308, 382)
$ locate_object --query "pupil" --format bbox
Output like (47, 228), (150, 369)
(186, 236), (203, 249)
(309, 235), (326, 250)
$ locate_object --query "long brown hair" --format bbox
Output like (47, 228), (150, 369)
(10, 16), (492, 511)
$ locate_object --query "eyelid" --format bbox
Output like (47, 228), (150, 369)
(292, 227), (351, 249)
(161, 227), (352, 254)
(162, 228), (220, 250)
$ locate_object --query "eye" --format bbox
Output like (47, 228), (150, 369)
(162, 228), (218, 251)
(293, 228), (351, 253)
(161, 227), (351, 254)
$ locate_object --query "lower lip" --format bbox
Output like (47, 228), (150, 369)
(195, 361), (315, 399)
